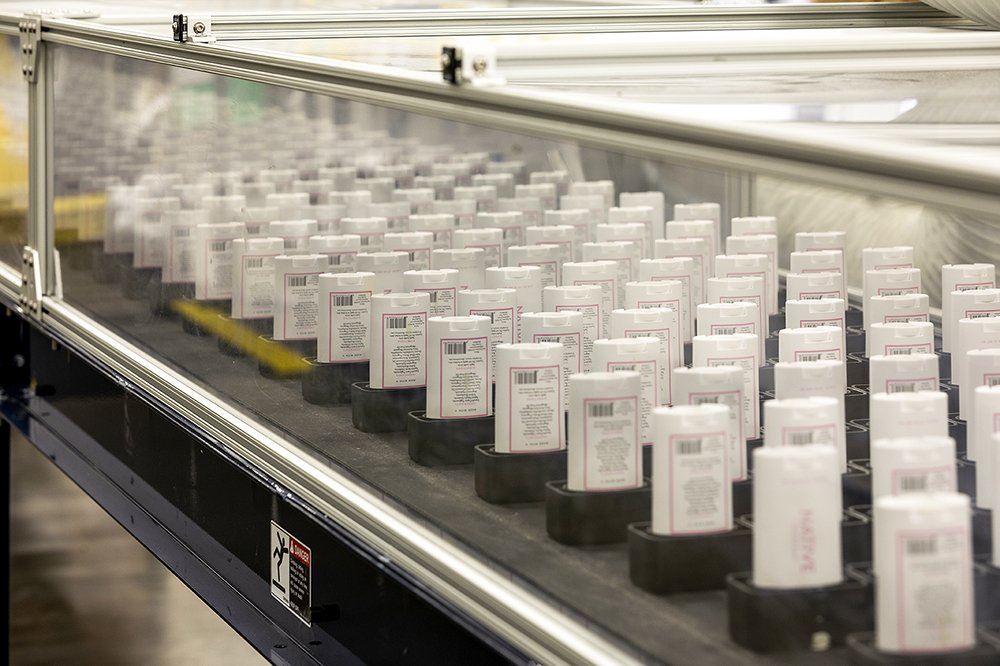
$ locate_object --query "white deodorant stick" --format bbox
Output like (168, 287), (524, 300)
(752, 444), (843, 589)
(942, 264), (997, 353)
(498, 196), (543, 228)
(341, 217), (388, 253)
(473, 173), (514, 199)
(706, 275), (768, 360)
(862, 245), (914, 292)
(431, 248), (485, 291)
(570, 180), (615, 210)
(560, 194), (606, 232)
(370, 200), (412, 230)
(778, 326), (845, 366)
(328, 190), (371, 218)
(626, 280), (690, 344)
(763, 396), (846, 472)
(409, 213), (455, 250)
(868, 321), (934, 358)
(725, 234), (779, 315)
(773, 360), (846, 417)
(356, 178), (395, 204)
(871, 436), (956, 502)
(714, 253), (773, 315)
(308, 234), (361, 273)
(369, 292), (430, 389)
(693, 333), (761, 438)
(453, 228), (502, 269)
(394, 188), (435, 215)
(789, 249), (844, 279)
(785, 271), (846, 304)
(404, 269), (459, 318)
(458, 288), (517, 381)
(654, 237), (708, 309)
(873, 493), (973, 654)
(731, 215), (777, 237)
(426, 316), (492, 419)
(974, 386), (1000, 508)
(620, 192), (665, 240)
(162, 209), (208, 286)
(593, 338), (661, 447)
(494, 342), (565, 454)
(794, 231), (847, 280)
(413, 175), (454, 202)
(194, 222), (246, 301)
(384, 231), (433, 271)
(507, 244), (561, 289)
(545, 208), (591, 260)
(431, 198), (476, 228)
(962, 348), (1000, 422)
(476, 211), (523, 259)
(864, 268), (922, 330)
(866, 295), (930, 355)
(948, 288), (1000, 360)
(485, 266), (543, 340)
(519, 181), (560, 209)
(431, 164), (471, 190)
(651, 404), (733, 536)
(666, 219), (717, 275)
(562, 261), (618, 337)
(638, 258), (696, 338)
(269, 219), (319, 254)
(231, 237), (283, 321)
(544, 284), (603, 371)
(674, 202), (721, 257)
(355, 251), (409, 295)
(567, 371), (643, 492)
(268, 191), (309, 219)
(868, 353), (940, 395)
(784, 299), (846, 333)
(521, 311), (583, 411)
(600, 215), (650, 259)
(612, 307), (681, 406)
(954, 316), (1000, 390)
(317, 271), (375, 364)
(583, 241), (639, 304)
(272, 254), (326, 343)
(869, 392), (948, 443)
(697, 302), (762, 342)
(525, 225), (574, 269)
(457, 184), (499, 213)
(673, 366), (747, 479)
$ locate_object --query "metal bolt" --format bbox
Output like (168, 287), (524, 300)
(472, 57), (488, 75)
(192, 21), (206, 35)
(440, 52), (451, 68)
(22, 66), (28, 75)
(810, 631), (831, 652)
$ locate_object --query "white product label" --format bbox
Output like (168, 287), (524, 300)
(519, 261), (557, 288)
(963, 307), (1000, 320)
(668, 431), (729, 534)
(167, 225), (195, 282)
(604, 360), (657, 446)
(358, 233), (383, 252)
(885, 377), (939, 393)
(328, 291), (371, 362)
(890, 466), (955, 494)
(799, 290), (842, 300)
(650, 274), (692, 326)
(416, 287), (456, 318)
(240, 254), (278, 319)
(322, 252), (357, 273)
(532, 332), (581, 410)
(554, 304), (599, 369)
(135, 211), (164, 268)
(470, 308), (514, 377)
(507, 365), (562, 452)
(955, 281), (995, 291)
(894, 529), (971, 652)
(877, 286), (919, 297)
(706, 355), (759, 437)
(793, 348), (842, 363)
(798, 317), (844, 329)
(689, 390), (745, 480)
(884, 343), (933, 356)
(380, 312), (427, 387)
(204, 238), (234, 299)
(884, 314), (929, 324)
(282, 273), (320, 340)
(500, 225), (524, 247)
(572, 279), (614, 332)
(624, 327), (674, 406)
(780, 423), (838, 447)
(430, 230), (452, 249)
(710, 321), (755, 336)
(582, 397), (640, 490)
(439, 336), (489, 418)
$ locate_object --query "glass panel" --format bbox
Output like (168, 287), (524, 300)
(0, 34), (28, 268)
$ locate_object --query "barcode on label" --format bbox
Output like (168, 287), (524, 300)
(899, 475), (927, 491)
(246, 257), (264, 268)
(789, 431), (814, 445)
(537, 336), (561, 344)
(715, 327), (737, 335)
(179, 255), (191, 274)
(360, 237), (370, 246)
(889, 382), (916, 393)
(988, 376), (1000, 387)
(386, 316), (408, 329)
(174, 228), (191, 237)
(288, 276), (308, 287)
(617, 364), (636, 371)
(428, 291), (438, 303)
(445, 341), (468, 355)
(694, 396), (719, 404)
(677, 439), (703, 455)
(888, 347), (915, 356)
(210, 241), (227, 252)
(589, 402), (614, 418)
(334, 295), (354, 307)
(968, 311), (1000, 319)
(330, 255), (342, 265)
(408, 251), (417, 261)
(906, 538), (936, 555)
(284, 239), (298, 249)
(514, 370), (537, 385)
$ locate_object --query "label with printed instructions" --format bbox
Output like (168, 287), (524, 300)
(799, 317), (844, 329)
(555, 304), (598, 369)
(467, 243), (501, 268)
(167, 225), (195, 282)
(508, 365), (562, 452)
(417, 287), (456, 318)
(886, 377), (938, 393)
(324, 252), (357, 273)
(381, 312), (427, 387)
(624, 327), (675, 406)
(532, 333), (581, 410)
(203, 238), (234, 299)
(690, 390), (745, 479)
(707, 355), (759, 435)
(283, 273), (320, 340)
(241, 254), (279, 319)
(470, 308), (514, 377)
(605, 360), (657, 446)
(884, 314), (929, 324)
(781, 423), (837, 447)
(519, 261), (557, 288)
(573, 279), (614, 331)
(668, 431), (729, 534)
(439, 337), (489, 418)
(891, 466), (955, 494)
(710, 321), (755, 336)
(878, 286), (919, 297)
(328, 290), (371, 362)
(583, 397), (640, 490)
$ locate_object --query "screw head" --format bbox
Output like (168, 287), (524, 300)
(192, 21), (206, 35)
(440, 52), (451, 67)
(472, 57), (488, 75)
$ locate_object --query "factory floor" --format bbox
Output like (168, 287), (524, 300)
(8, 430), (265, 665)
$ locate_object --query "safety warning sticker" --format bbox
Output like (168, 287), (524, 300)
(270, 521), (312, 625)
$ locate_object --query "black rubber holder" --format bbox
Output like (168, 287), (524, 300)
(939, 350), (952, 382)
(951, 419), (967, 454)
(847, 354), (868, 385)
(120, 266), (156, 300)
(726, 568), (873, 653)
(350, 382), (425, 434)
(149, 280), (193, 317)
(473, 445), (567, 504)
(846, 386), (869, 422)
(301, 358), (368, 404)
(545, 480), (651, 546)
(628, 521), (751, 593)
(957, 455), (976, 499)
(846, 329), (866, 355)
(91, 250), (129, 284)
(846, 632), (1000, 664)
(215, 316), (272, 357)
(257, 335), (316, 378)
(942, 382), (960, 414)
(407, 410), (495, 466)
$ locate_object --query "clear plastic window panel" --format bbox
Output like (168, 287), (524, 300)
(0, 34), (27, 268)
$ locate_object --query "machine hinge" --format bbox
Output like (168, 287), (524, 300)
(441, 43), (505, 87)
(172, 14), (216, 44)
(18, 16), (40, 83)
(20, 247), (42, 319)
